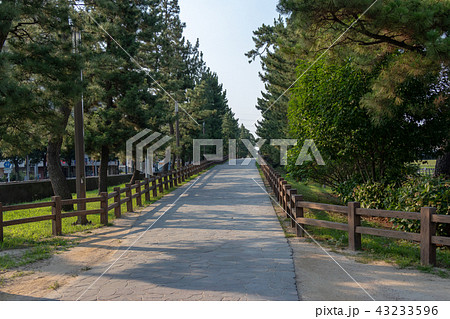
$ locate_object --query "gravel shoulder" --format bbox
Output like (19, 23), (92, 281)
(264, 173), (450, 301)
(289, 238), (450, 301)
(0, 205), (151, 301)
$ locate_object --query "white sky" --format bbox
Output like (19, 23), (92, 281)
(179, 0), (280, 136)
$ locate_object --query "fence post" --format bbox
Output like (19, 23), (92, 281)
(100, 192), (108, 225)
(152, 178), (157, 198)
(144, 178), (151, 202)
(181, 167), (185, 182)
(169, 171), (174, 188)
(278, 179), (285, 203)
(284, 184), (291, 213)
(420, 207), (437, 266)
(51, 196), (62, 236)
(158, 175), (164, 193)
(288, 189), (297, 228)
(173, 171), (178, 187)
(0, 202), (3, 242)
(114, 187), (121, 218)
(164, 174), (169, 190)
(293, 195), (304, 237)
(348, 202), (361, 251)
(125, 183), (133, 212)
(136, 181), (142, 207)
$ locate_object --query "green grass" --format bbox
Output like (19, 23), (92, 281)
(0, 237), (74, 270)
(273, 167), (340, 205)
(304, 205), (450, 273)
(414, 159), (436, 169)
(260, 166), (450, 274)
(0, 170), (206, 269)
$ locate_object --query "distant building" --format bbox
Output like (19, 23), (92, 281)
(0, 156), (122, 182)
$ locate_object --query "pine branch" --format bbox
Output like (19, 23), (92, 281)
(330, 12), (425, 55)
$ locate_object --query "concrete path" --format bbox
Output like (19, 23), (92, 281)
(47, 160), (298, 301)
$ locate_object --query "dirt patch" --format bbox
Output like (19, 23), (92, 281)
(290, 238), (450, 301)
(0, 209), (147, 301)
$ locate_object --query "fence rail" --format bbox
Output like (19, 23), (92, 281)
(419, 167), (435, 177)
(260, 161), (450, 266)
(0, 160), (219, 243)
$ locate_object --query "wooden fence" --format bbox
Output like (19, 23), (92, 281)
(260, 162), (450, 266)
(0, 160), (217, 243)
(418, 167), (436, 177)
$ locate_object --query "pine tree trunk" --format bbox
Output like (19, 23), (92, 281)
(13, 157), (20, 181)
(435, 151), (450, 178)
(0, 21), (11, 52)
(98, 145), (109, 194)
(130, 169), (140, 184)
(47, 138), (73, 211)
(47, 106), (73, 211)
(42, 152), (48, 179)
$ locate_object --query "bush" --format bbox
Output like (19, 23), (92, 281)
(338, 176), (450, 236)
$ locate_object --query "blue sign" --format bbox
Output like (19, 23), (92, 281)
(4, 161), (11, 168)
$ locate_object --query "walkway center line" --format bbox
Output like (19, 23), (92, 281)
(76, 176), (203, 301)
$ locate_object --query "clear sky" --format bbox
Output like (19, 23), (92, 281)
(179, 0), (280, 136)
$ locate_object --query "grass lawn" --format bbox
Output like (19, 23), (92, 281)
(415, 159), (436, 169)
(263, 166), (450, 275)
(0, 171), (205, 270)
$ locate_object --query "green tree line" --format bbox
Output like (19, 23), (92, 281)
(0, 0), (251, 210)
(248, 0), (449, 188)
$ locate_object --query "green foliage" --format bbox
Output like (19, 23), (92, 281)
(0, 0), (81, 156)
(342, 176), (450, 236)
(246, 18), (297, 165)
(250, 0), (449, 175)
(277, 0), (450, 115)
(1, 0), (242, 197)
(221, 110), (239, 142)
(181, 71), (236, 161)
(286, 59), (442, 186)
(237, 124), (255, 158)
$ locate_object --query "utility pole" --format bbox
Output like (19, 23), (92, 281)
(175, 102), (180, 169)
(203, 121), (206, 159)
(72, 26), (87, 217)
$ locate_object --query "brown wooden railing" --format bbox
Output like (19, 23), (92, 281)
(0, 160), (221, 243)
(260, 161), (450, 266)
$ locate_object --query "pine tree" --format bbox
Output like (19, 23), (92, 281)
(246, 18), (299, 165)
(237, 124), (255, 158)
(221, 110), (239, 154)
(1, 0), (82, 205)
(180, 70), (230, 161)
(80, 0), (161, 193)
(277, 0), (450, 176)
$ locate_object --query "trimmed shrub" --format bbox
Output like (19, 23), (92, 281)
(338, 176), (450, 236)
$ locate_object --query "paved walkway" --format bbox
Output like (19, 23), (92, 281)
(47, 160), (298, 301)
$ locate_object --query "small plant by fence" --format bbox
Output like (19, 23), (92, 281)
(0, 160), (216, 243)
(260, 162), (450, 266)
